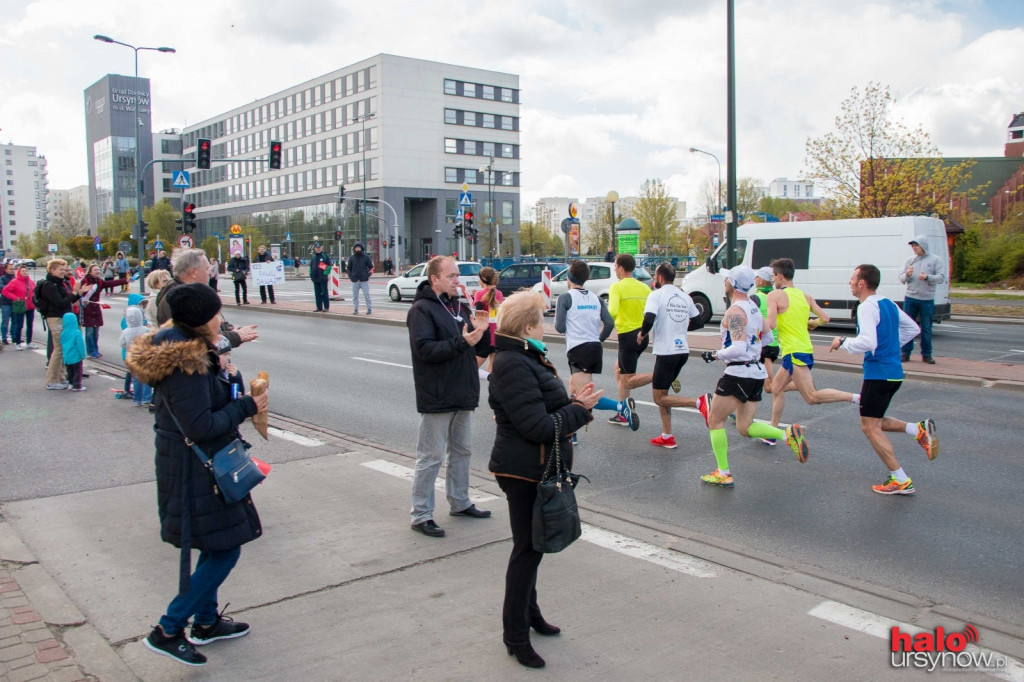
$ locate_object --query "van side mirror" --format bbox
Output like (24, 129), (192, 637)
(705, 257), (719, 274)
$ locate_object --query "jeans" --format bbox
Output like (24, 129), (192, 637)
(0, 303), (10, 343)
(352, 281), (371, 313)
(410, 411), (473, 524)
(10, 312), (25, 344)
(132, 376), (153, 405)
(901, 297), (933, 358)
(259, 284), (276, 303)
(159, 546), (241, 634)
(65, 361), (83, 390)
(313, 280), (329, 311)
(45, 317), (64, 385)
(209, 277), (219, 291)
(496, 476), (545, 645)
(84, 326), (99, 356)
(233, 279), (248, 304)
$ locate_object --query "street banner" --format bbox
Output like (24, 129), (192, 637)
(251, 261), (285, 286)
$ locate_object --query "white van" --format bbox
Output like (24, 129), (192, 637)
(680, 216), (951, 324)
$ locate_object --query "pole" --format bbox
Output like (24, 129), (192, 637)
(134, 48), (144, 294)
(610, 201), (616, 255)
(488, 157), (494, 258)
(726, 0), (738, 268)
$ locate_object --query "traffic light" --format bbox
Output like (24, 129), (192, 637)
(196, 138), (211, 170)
(338, 184), (345, 204)
(464, 212), (474, 237)
(382, 239), (387, 248)
(454, 221), (463, 238)
(182, 203), (197, 233)
(335, 230), (342, 240)
(269, 140), (282, 170)
(140, 221), (149, 241)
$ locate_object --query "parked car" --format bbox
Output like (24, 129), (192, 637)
(531, 262), (653, 305)
(387, 261), (482, 302)
(496, 262), (567, 296)
(8, 258), (37, 268)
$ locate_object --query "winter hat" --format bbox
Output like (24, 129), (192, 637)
(166, 283), (222, 329)
(721, 266), (756, 293)
(755, 266), (774, 283)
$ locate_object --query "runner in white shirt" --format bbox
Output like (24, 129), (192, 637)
(636, 263), (704, 449)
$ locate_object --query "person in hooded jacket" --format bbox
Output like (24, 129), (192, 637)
(1, 264), (36, 349)
(0, 260), (15, 346)
(347, 241), (374, 315)
(119, 295), (152, 404)
(487, 291), (601, 669)
(898, 235), (945, 364)
(38, 259), (94, 390)
(59, 311), (87, 391)
(126, 283), (268, 668)
(309, 243), (332, 312)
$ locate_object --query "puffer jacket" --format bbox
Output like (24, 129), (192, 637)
(126, 326), (262, 552)
(488, 333), (592, 482)
(1, 271), (35, 310)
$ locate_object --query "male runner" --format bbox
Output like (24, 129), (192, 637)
(698, 266), (809, 488)
(748, 266), (781, 444)
(829, 264), (939, 495)
(766, 257), (853, 430)
(607, 253), (653, 427)
(554, 260), (638, 431)
(637, 263), (705, 449)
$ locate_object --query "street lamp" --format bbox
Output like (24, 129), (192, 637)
(606, 190), (619, 255)
(689, 147), (722, 218)
(352, 111), (376, 247)
(480, 156), (498, 258)
(93, 34), (175, 294)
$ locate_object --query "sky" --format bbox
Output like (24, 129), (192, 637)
(1, 0), (1022, 217)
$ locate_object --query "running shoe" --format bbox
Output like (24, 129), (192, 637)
(621, 397), (640, 431)
(728, 413), (737, 423)
(759, 438), (777, 446)
(650, 434), (677, 449)
(670, 378), (681, 394)
(915, 419), (938, 461)
(700, 469), (734, 487)
(785, 424), (809, 463)
(872, 476), (915, 495)
(696, 392), (712, 428)
(608, 414), (630, 427)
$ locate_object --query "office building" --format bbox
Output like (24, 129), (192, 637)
(767, 178), (821, 205)
(1, 143), (50, 255)
(534, 197), (578, 234)
(153, 129), (184, 210)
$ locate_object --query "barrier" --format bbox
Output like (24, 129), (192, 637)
(541, 267), (553, 308)
(329, 265), (343, 300)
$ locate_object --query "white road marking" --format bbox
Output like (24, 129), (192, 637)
(808, 601), (1024, 682)
(266, 427), (323, 447)
(632, 399), (791, 428)
(352, 357), (413, 369)
(360, 459), (497, 504)
(362, 459), (716, 577)
(1009, 350), (1024, 354)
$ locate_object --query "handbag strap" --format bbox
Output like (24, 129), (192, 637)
(543, 413), (565, 480)
(161, 397), (214, 470)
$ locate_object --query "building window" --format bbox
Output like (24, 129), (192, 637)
(464, 111), (477, 126)
(794, 185), (800, 198)
(501, 144), (514, 158)
(782, 185), (788, 197)
(805, 185), (813, 196)
(464, 83), (476, 97)
(482, 85), (495, 100)
(445, 138), (457, 154)
(501, 116), (513, 131)
(444, 79), (457, 95)
(445, 168), (458, 183)
(482, 142), (494, 158)
(465, 169), (477, 184)
(501, 88), (513, 103)
(501, 173), (513, 186)
(482, 114), (495, 129)
(445, 109), (457, 124)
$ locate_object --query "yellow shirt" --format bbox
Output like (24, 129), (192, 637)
(608, 276), (651, 333)
(776, 287), (813, 356)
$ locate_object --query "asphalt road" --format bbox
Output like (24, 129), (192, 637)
(66, 298), (1024, 630)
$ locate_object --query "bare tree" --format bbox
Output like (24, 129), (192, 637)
(50, 199), (90, 240)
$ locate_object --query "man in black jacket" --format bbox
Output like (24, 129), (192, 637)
(151, 250), (172, 272)
(407, 256), (490, 537)
(309, 243), (331, 312)
(347, 241), (374, 315)
(38, 259), (93, 389)
(227, 252), (250, 305)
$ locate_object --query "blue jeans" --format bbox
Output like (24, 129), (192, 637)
(84, 326), (99, 356)
(0, 304), (10, 343)
(901, 297), (933, 358)
(352, 281), (371, 312)
(159, 546), (241, 634)
(132, 376), (153, 405)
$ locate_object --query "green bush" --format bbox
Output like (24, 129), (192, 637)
(957, 230), (1024, 284)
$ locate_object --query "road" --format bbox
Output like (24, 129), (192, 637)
(71, 296), (1024, 631)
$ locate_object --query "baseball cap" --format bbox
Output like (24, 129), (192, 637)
(721, 266), (756, 292)
(755, 266), (774, 283)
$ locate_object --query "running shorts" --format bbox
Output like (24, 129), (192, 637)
(760, 345), (780, 363)
(652, 353), (689, 390)
(714, 374), (764, 403)
(617, 328), (649, 374)
(567, 342), (603, 375)
(859, 379), (902, 419)
(780, 352), (814, 374)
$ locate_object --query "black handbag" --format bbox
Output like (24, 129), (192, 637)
(532, 414), (582, 553)
(166, 408), (265, 505)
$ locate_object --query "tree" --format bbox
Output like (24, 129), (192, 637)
(695, 177), (721, 220)
(805, 82), (982, 219)
(50, 199), (90, 241)
(14, 232), (49, 259)
(518, 220), (549, 256)
(584, 203), (620, 255)
(737, 178), (764, 218)
(66, 236), (97, 260)
(634, 179), (681, 254)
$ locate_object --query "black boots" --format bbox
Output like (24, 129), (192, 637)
(530, 617), (561, 636)
(504, 640), (545, 669)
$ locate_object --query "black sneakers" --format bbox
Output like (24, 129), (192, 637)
(144, 626), (207, 666)
(187, 614), (251, 645)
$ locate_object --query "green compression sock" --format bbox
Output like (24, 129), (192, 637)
(747, 422), (786, 441)
(595, 396), (620, 412)
(710, 428), (729, 472)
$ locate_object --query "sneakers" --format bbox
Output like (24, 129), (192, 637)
(872, 476), (915, 495)
(70, 386), (87, 392)
(46, 382), (69, 390)
(759, 438), (777, 446)
(696, 392), (712, 428)
(785, 424), (809, 463)
(608, 414), (630, 427)
(187, 613), (250, 645)
(15, 342), (25, 351)
(700, 469), (735, 487)
(144, 626), (207, 666)
(670, 378), (681, 393)
(620, 397), (640, 431)
(650, 434), (677, 449)
(916, 419), (939, 460)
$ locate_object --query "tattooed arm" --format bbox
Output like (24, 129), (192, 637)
(716, 306), (750, 362)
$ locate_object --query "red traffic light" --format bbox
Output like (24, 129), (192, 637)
(271, 143), (281, 152)
(200, 140), (209, 150)
(184, 203), (196, 213)
(465, 212), (473, 220)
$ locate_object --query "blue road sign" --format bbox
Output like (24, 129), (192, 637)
(459, 192), (472, 207)
(285, 232), (292, 241)
(455, 208), (464, 220)
(712, 233), (720, 247)
(95, 243), (103, 251)
(93, 235), (101, 244)
(172, 170), (191, 189)
(710, 214), (725, 222)
(153, 240), (164, 250)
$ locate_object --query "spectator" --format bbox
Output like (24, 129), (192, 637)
(309, 243), (332, 312)
(115, 251), (130, 292)
(60, 310), (87, 391)
(145, 269), (173, 328)
(0, 261), (14, 346)
(347, 242), (373, 315)
(120, 300), (153, 406)
(208, 258), (220, 291)
(80, 264), (129, 358)
(151, 250), (172, 272)
(898, 235), (945, 364)
(1, 264), (36, 349)
(227, 252), (250, 305)
(255, 245), (276, 305)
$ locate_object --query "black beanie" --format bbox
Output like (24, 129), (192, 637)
(166, 283), (222, 329)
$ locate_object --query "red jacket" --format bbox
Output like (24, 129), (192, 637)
(1, 272), (35, 310)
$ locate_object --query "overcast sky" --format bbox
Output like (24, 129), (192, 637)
(2, 0), (1022, 216)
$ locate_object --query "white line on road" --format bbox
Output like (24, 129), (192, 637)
(352, 357), (413, 369)
(266, 427), (323, 447)
(808, 601), (1024, 682)
(632, 399), (791, 428)
(361, 459), (717, 578)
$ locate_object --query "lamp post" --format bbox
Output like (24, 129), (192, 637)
(606, 190), (619, 255)
(689, 147), (722, 219)
(93, 34), (175, 294)
(480, 156), (496, 257)
(352, 112), (376, 247)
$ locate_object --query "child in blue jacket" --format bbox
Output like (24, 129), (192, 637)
(60, 312), (87, 391)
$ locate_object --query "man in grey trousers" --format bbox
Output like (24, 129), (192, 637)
(406, 256), (492, 537)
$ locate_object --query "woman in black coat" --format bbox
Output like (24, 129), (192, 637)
(487, 292), (601, 669)
(126, 283), (269, 668)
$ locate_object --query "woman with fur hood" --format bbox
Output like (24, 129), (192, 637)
(126, 283), (269, 668)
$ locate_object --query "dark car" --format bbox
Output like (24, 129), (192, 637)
(496, 262), (566, 296)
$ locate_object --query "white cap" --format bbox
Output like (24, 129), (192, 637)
(755, 266), (774, 283)
(721, 266), (756, 292)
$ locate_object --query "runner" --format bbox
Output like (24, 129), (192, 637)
(828, 264), (939, 495)
(554, 260), (637, 432)
(766, 257), (855, 430)
(636, 263), (704, 449)
(748, 266), (782, 444)
(698, 266), (809, 488)
(607, 253), (653, 427)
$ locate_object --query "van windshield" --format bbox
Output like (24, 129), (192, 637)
(708, 240), (747, 270)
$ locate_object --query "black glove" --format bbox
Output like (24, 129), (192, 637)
(701, 351), (717, 363)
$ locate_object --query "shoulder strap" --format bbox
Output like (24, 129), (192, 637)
(161, 396), (213, 467)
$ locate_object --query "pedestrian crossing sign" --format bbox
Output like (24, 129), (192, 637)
(459, 192), (472, 207)
(172, 170), (191, 188)
(456, 209), (464, 220)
